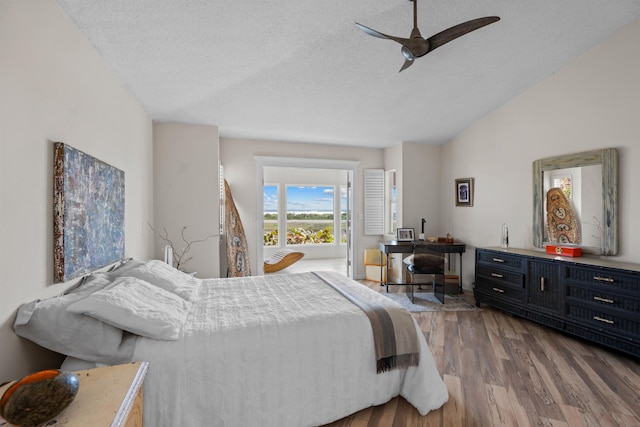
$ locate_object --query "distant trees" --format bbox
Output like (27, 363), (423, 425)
(263, 212), (346, 246)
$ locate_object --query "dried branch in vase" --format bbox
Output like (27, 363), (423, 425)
(148, 224), (217, 271)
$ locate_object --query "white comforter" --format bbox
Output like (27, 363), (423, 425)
(132, 272), (448, 426)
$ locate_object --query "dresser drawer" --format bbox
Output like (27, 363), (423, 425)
(566, 303), (639, 336)
(476, 278), (524, 301)
(566, 285), (640, 313)
(477, 251), (524, 270)
(477, 266), (524, 288)
(564, 265), (640, 294)
(479, 283), (524, 302)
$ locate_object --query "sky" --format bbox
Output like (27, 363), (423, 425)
(264, 185), (347, 213)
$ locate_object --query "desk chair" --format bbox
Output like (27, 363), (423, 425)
(404, 246), (446, 304)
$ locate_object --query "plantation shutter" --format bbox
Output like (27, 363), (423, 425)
(364, 169), (384, 235)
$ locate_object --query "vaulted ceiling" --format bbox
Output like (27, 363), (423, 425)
(55, 0), (640, 148)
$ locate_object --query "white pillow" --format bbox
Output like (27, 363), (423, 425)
(13, 274), (134, 364)
(67, 276), (191, 341)
(124, 260), (196, 301)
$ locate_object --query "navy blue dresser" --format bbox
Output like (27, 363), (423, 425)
(475, 247), (640, 359)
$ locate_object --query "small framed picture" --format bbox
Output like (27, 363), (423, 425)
(397, 228), (415, 242)
(455, 178), (474, 207)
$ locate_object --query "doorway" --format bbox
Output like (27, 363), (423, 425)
(255, 157), (359, 277)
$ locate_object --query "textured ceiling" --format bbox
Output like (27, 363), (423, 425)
(55, 0), (640, 148)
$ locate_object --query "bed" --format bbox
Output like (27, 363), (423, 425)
(14, 259), (448, 426)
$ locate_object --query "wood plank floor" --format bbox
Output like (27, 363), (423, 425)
(323, 280), (640, 427)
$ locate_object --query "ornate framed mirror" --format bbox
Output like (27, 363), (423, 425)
(532, 148), (618, 255)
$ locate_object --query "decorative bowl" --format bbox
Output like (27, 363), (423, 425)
(0, 369), (79, 427)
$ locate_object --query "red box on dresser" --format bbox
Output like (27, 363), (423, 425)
(545, 245), (582, 257)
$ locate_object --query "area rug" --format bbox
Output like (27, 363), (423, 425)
(383, 292), (481, 313)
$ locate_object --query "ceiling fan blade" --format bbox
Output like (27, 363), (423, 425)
(427, 16), (500, 52)
(355, 23), (411, 45)
(355, 23), (392, 40)
(399, 58), (414, 72)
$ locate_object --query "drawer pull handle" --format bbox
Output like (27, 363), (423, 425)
(492, 258), (505, 263)
(492, 287), (505, 293)
(593, 276), (614, 283)
(593, 316), (614, 325)
(491, 273), (504, 278)
(593, 296), (614, 304)
(540, 277), (545, 292)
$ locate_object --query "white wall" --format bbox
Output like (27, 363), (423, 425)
(0, 0), (153, 381)
(401, 142), (442, 237)
(153, 122), (221, 278)
(381, 143), (442, 282)
(220, 138), (384, 278)
(440, 17), (640, 289)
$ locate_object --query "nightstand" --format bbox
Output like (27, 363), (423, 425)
(1, 361), (148, 427)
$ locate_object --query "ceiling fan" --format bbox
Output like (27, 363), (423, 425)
(356, 0), (500, 72)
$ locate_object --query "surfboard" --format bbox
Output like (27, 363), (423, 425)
(546, 187), (580, 244)
(224, 179), (252, 277)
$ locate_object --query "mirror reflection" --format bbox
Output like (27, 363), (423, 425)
(543, 164), (602, 249)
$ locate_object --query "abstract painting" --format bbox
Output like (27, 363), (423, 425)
(53, 142), (125, 282)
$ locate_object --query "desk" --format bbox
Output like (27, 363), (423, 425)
(378, 240), (466, 293)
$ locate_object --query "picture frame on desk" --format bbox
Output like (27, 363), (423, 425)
(455, 178), (474, 207)
(397, 228), (414, 242)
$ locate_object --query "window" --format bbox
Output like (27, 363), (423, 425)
(264, 184), (346, 247)
(552, 175), (572, 200)
(339, 184), (348, 244)
(286, 185), (335, 245)
(263, 185), (278, 246)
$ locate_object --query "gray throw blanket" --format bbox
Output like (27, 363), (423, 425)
(314, 271), (420, 373)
